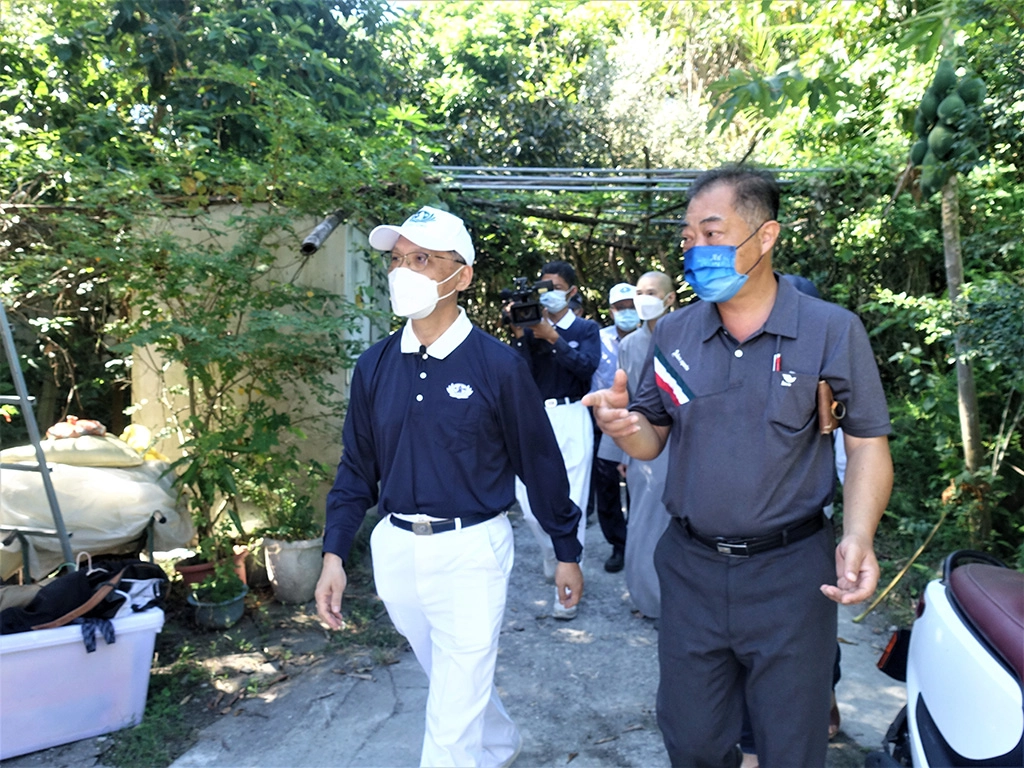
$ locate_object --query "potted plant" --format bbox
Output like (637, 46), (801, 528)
(247, 457), (328, 605)
(186, 558), (249, 629)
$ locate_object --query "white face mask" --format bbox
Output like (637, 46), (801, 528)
(634, 293), (667, 321)
(388, 266), (464, 320)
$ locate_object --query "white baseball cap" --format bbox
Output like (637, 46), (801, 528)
(608, 282), (636, 305)
(368, 206), (475, 266)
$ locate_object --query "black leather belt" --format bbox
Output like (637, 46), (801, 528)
(683, 513), (825, 557)
(389, 511), (501, 536)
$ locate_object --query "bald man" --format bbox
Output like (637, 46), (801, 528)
(616, 271), (676, 618)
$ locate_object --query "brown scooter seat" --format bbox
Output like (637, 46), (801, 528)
(948, 563), (1024, 685)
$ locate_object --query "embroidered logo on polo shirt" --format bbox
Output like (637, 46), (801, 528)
(671, 349), (690, 371)
(653, 346), (694, 406)
(568, 340), (580, 348)
(781, 373), (797, 387)
(446, 383), (474, 399)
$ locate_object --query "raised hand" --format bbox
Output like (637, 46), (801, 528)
(582, 369), (638, 439)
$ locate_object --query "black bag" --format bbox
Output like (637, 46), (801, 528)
(0, 559), (168, 635)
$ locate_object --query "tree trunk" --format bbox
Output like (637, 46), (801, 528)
(941, 174), (989, 540)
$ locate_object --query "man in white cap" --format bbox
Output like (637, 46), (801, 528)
(316, 206), (584, 768)
(589, 282), (639, 573)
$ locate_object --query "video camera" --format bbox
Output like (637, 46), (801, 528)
(500, 277), (555, 326)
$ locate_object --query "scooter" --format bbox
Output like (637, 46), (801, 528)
(867, 549), (1024, 767)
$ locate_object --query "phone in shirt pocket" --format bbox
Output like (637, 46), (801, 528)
(767, 370), (818, 432)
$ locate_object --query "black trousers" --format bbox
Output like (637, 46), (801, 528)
(590, 441), (627, 554)
(655, 516), (836, 768)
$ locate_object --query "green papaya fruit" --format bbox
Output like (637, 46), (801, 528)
(911, 139), (928, 166)
(937, 93), (966, 123)
(958, 75), (986, 105)
(920, 90), (939, 123)
(914, 110), (929, 139)
(928, 125), (955, 160)
(958, 141), (980, 165)
(932, 59), (958, 97)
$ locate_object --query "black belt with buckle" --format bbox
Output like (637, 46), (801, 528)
(389, 511), (501, 536)
(683, 513), (825, 557)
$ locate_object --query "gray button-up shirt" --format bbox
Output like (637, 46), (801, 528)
(630, 276), (891, 537)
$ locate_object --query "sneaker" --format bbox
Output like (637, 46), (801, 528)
(604, 550), (624, 573)
(552, 587), (578, 620)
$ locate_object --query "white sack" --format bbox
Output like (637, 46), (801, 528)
(0, 461), (193, 579)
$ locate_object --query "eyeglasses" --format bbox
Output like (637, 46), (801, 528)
(384, 250), (465, 272)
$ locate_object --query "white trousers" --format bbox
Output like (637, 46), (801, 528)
(371, 513), (519, 768)
(514, 400), (591, 568)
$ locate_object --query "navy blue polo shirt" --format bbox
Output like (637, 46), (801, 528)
(631, 275), (891, 537)
(513, 311), (600, 400)
(324, 309), (583, 564)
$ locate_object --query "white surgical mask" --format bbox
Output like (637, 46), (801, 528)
(634, 294), (667, 321)
(539, 289), (569, 313)
(388, 266), (463, 319)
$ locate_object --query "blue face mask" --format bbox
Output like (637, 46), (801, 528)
(613, 309), (640, 332)
(684, 223), (767, 303)
(540, 289), (569, 313)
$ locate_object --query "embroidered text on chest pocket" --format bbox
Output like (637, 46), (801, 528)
(767, 371), (818, 432)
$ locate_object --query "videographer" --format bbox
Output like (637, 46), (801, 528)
(507, 260), (600, 620)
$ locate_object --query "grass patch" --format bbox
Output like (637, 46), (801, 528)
(102, 647), (210, 768)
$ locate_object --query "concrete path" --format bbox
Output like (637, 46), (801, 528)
(165, 511), (905, 768)
(0, 509), (905, 768)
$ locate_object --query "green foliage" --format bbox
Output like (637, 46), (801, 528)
(245, 454), (328, 542)
(958, 277), (1024, 387)
(1, 0), (436, 555)
(386, 0), (623, 167)
(192, 559), (246, 604)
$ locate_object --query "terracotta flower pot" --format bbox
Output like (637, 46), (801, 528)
(174, 545), (249, 587)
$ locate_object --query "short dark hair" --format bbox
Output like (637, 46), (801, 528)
(541, 260), (577, 287)
(688, 166), (780, 228)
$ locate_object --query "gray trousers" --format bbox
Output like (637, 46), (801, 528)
(654, 517), (837, 768)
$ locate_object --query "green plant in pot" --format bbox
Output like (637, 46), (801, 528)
(187, 556), (249, 629)
(171, 409), (293, 585)
(247, 456), (328, 605)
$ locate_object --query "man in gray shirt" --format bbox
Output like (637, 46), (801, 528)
(585, 167), (893, 767)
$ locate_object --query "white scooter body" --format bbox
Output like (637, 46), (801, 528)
(869, 550), (1024, 767)
(906, 577), (1023, 765)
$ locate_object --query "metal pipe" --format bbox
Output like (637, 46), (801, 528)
(301, 210), (345, 255)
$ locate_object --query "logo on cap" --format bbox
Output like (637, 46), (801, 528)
(408, 209), (436, 224)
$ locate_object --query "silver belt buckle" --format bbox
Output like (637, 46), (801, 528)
(411, 521), (433, 536)
(544, 398), (558, 408)
(716, 541), (748, 557)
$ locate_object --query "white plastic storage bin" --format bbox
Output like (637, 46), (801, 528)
(0, 607), (164, 760)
